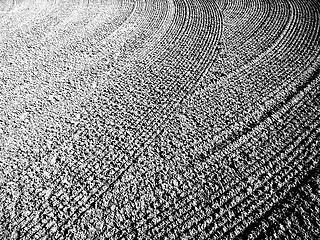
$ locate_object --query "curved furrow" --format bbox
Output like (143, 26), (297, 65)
(47, 0), (320, 234)
(40, 0), (222, 238)
(179, 8), (320, 240)
(46, 1), (223, 239)
(210, 0), (290, 76)
(62, 0), (212, 208)
(1, 0), (320, 239)
(194, 0), (319, 145)
(126, 65), (320, 239)
(84, 1), (224, 237)
(222, 0), (267, 44)
(8, 0), (192, 238)
(235, 164), (320, 239)
(126, 68), (320, 239)
(217, 0), (291, 74)
(101, 0), (320, 237)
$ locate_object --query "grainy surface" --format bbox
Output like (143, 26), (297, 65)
(0, 0), (319, 239)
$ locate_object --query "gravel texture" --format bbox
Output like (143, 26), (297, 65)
(0, 0), (320, 239)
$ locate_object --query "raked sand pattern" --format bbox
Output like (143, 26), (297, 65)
(0, 0), (320, 239)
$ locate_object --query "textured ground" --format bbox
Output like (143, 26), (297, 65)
(0, 0), (320, 239)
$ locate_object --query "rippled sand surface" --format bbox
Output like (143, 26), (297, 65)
(1, 0), (320, 239)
